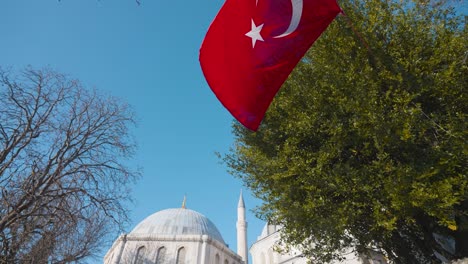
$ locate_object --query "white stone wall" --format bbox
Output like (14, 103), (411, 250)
(104, 234), (243, 264)
(250, 225), (388, 264)
(251, 231), (307, 264)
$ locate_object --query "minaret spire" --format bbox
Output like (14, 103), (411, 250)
(238, 189), (245, 208)
(237, 190), (248, 264)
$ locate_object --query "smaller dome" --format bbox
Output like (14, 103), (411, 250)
(131, 208), (225, 243)
(258, 223), (280, 240)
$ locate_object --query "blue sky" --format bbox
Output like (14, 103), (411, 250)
(0, 0), (265, 262)
(3, 1), (467, 263)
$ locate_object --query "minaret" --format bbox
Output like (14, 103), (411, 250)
(237, 190), (248, 264)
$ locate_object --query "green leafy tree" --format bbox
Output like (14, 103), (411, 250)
(224, 0), (467, 263)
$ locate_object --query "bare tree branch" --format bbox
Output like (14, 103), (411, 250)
(0, 66), (139, 263)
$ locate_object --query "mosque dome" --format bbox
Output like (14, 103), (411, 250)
(130, 208), (225, 244)
(258, 223), (281, 240)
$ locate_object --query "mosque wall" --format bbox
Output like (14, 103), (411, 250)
(250, 225), (389, 264)
(105, 233), (243, 264)
(104, 235), (202, 263)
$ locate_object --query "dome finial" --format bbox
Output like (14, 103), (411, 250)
(182, 195), (187, 209)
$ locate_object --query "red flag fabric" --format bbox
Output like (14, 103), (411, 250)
(200, 0), (342, 131)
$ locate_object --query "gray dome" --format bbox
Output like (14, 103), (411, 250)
(131, 208), (225, 243)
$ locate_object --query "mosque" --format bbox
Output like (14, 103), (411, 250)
(104, 192), (387, 264)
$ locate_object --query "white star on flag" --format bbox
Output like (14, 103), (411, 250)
(245, 19), (264, 48)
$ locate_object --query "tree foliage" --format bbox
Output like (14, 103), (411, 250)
(224, 0), (467, 263)
(0, 67), (139, 263)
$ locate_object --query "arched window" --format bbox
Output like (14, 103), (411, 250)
(268, 249), (274, 263)
(260, 252), (266, 264)
(155, 246), (167, 264)
(134, 246), (146, 264)
(224, 259), (229, 264)
(176, 247), (186, 264)
(215, 253), (220, 264)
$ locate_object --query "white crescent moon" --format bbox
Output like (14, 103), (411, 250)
(273, 0), (303, 38)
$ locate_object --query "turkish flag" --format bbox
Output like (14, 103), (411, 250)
(200, 0), (342, 131)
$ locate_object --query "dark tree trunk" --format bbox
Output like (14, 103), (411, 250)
(455, 200), (468, 259)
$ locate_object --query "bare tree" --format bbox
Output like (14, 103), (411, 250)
(0, 67), (139, 263)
